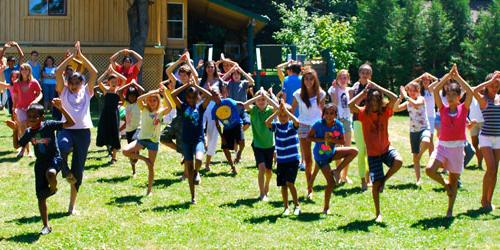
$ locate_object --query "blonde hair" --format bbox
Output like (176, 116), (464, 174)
(19, 63), (33, 82)
(336, 69), (351, 83)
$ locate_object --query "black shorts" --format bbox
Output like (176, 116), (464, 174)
(126, 129), (139, 143)
(221, 124), (244, 150)
(35, 157), (62, 200)
(277, 160), (299, 186)
(252, 144), (274, 170)
(160, 117), (183, 153)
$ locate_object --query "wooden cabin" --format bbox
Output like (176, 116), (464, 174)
(0, 0), (268, 89)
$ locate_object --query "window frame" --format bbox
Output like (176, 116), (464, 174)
(167, 2), (184, 40)
(28, 0), (68, 17)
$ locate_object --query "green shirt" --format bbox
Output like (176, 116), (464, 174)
(250, 106), (275, 149)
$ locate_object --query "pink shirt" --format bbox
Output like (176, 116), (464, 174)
(438, 103), (468, 142)
(12, 80), (41, 110)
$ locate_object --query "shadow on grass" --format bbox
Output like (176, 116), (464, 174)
(411, 216), (455, 230)
(333, 186), (364, 197)
(244, 214), (280, 224)
(86, 161), (113, 171)
(107, 195), (143, 207)
(153, 178), (182, 188)
(0, 156), (20, 163)
(387, 183), (419, 190)
(7, 211), (68, 224)
(1, 232), (40, 243)
(151, 202), (191, 212)
(292, 212), (322, 222)
(465, 164), (482, 171)
(457, 208), (500, 220)
(0, 150), (14, 157)
(220, 197), (260, 208)
(337, 219), (387, 232)
(96, 176), (131, 183)
(298, 197), (316, 204)
(313, 185), (325, 192)
(204, 171), (235, 178)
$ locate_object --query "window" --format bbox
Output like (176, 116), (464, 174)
(29, 0), (67, 16)
(167, 3), (183, 39)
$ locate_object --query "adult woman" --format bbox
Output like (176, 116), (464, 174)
(110, 48), (143, 84)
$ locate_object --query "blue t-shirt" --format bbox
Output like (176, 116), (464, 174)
(282, 75), (301, 116)
(4, 64), (20, 84)
(18, 120), (64, 162)
(181, 103), (205, 143)
(312, 119), (344, 162)
(270, 121), (300, 163)
(29, 61), (42, 82)
(42, 67), (57, 85)
(212, 98), (241, 129)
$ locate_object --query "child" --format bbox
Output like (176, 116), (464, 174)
(266, 102), (301, 216)
(96, 66), (127, 163)
(5, 99), (75, 235)
(170, 80), (211, 204)
(122, 88), (172, 196)
(309, 104), (358, 214)
(426, 65), (474, 217)
(394, 81), (431, 185)
(291, 68), (326, 199)
(349, 80), (402, 222)
(12, 63), (43, 158)
(28, 50), (41, 82)
(0, 41), (24, 114)
(473, 71), (500, 211)
(416, 73), (438, 153)
(210, 87), (242, 175)
(241, 89), (278, 201)
(328, 69), (353, 184)
(41, 56), (57, 111)
(118, 80), (145, 176)
(223, 64), (255, 131)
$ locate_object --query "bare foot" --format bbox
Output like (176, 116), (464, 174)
(66, 173), (77, 185)
(446, 209), (453, 218)
(68, 209), (79, 216)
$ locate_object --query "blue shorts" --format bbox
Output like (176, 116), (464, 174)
(138, 139), (159, 151)
(368, 148), (400, 182)
(315, 156), (335, 168)
(182, 140), (205, 161)
(42, 84), (56, 103)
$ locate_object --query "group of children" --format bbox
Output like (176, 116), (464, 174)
(1, 41), (499, 235)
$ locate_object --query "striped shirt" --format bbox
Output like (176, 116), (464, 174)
(481, 96), (500, 136)
(271, 121), (300, 163)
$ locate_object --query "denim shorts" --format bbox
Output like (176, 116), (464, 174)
(138, 139), (159, 151)
(182, 140), (205, 161)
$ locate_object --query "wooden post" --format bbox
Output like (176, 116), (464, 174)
(156, 0), (161, 46)
(247, 18), (255, 73)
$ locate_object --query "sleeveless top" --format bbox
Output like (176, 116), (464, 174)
(351, 81), (366, 121)
(480, 95), (500, 136)
(407, 100), (430, 132)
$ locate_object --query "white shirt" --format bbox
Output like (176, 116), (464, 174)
(423, 89), (436, 118)
(469, 98), (484, 123)
(293, 89), (326, 126)
(61, 86), (93, 129)
(125, 102), (141, 132)
(328, 86), (351, 120)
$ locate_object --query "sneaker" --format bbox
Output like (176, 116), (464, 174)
(40, 226), (52, 235)
(298, 163), (306, 171)
(191, 198), (196, 205)
(260, 195), (269, 202)
(282, 208), (290, 216)
(322, 209), (330, 216)
(194, 172), (201, 185)
(293, 206), (301, 216)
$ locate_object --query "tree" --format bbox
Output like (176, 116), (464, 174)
(127, 0), (150, 83)
(354, 0), (396, 86)
(440, 0), (472, 56)
(386, 0), (425, 87)
(421, 0), (454, 77)
(461, 0), (500, 83)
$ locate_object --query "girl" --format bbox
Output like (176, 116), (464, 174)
(473, 71), (500, 211)
(12, 63), (43, 158)
(55, 42), (97, 215)
(328, 69), (353, 184)
(223, 64), (255, 132)
(426, 65), (474, 217)
(41, 56), (57, 111)
(110, 49), (143, 84)
(118, 80), (145, 176)
(309, 104), (358, 215)
(291, 68), (326, 199)
(96, 66), (127, 163)
(349, 80), (402, 222)
(200, 60), (224, 90)
(241, 89), (278, 201)
(171, 81), (212, 204)
(265, 101), (301, 216)
(348, 63), (372, 191)
(122, 88), (172, 196)
(394, 82), (431, 185)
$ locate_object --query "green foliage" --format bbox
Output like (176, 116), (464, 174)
(421, 0), (454, 77)
(273, 1), (356, 71)
(461, 0), (500, 83)
(440, 0), (472, 55)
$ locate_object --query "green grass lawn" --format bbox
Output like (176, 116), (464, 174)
(0, 112), (498, 249)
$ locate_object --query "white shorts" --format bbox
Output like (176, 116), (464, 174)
(14, 108), (28, 122)
(479, 135), (500, 149)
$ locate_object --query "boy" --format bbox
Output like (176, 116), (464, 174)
(28, 50), (41, 82)
(266, 101), (301, 216)
(5, 98), (75, 235)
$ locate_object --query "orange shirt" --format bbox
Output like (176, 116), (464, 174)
(358, 107), (393, 157)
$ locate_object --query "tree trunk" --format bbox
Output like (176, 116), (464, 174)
(127, 0), (149, 83)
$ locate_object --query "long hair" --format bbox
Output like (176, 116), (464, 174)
(43, 56), (56, 72)
(365, 89), (388, 114)
(19, 63), (33, 82)
(200, 61), (221, 86)
(300, 68), (321, 108)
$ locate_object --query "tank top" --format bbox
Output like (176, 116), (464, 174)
(351, 81), (366, 121)
(480, 95), (500, 136)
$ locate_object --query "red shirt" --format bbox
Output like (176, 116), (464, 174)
(115, 64), (139, 84)
(438, 103), (468, 142)
(358, 106), (393, 157)
(12, 79), (42, 110)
